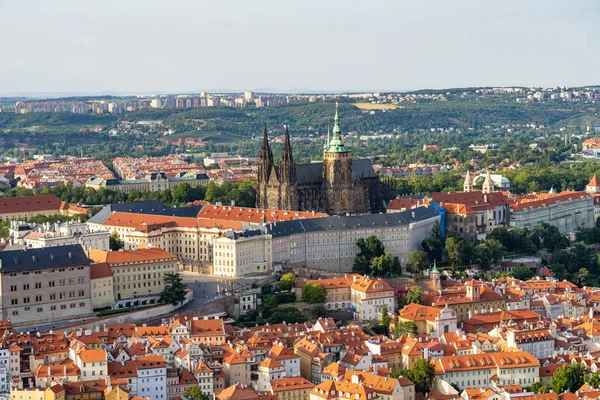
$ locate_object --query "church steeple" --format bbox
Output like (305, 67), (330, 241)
(259, 123), (274, 180)
(463, 170), (473, 192)
(482, 170), (494, 194)
(325, 102), (348, 153)
(280, 124), (296, 184)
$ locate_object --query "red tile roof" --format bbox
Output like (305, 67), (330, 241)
(90, 262), (113, 279)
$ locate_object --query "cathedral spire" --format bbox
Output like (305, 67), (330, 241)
(280, 124), (296, 184)
(325, 102), (348, 153)
(259, 123), (274, 180)
(324, 125), (330, 151)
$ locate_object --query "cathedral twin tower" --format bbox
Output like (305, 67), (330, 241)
(256, 104), (386, 216)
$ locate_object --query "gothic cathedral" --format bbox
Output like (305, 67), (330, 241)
(256, 104), (386, 215)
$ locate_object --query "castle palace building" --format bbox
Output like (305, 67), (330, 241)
(256, 104), (386, 215)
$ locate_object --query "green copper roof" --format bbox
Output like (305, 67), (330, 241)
(325, 102), (349, 153)
(431, 260), (439, 274)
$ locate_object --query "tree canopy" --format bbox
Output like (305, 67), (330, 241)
(160, 273), (187, 306)
(302, 282), (327, 304)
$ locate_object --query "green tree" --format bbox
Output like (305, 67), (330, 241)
(262, 294), (278, 313)
(267, 307), (307, 324)
(311, 304), (327, 318)
(587, 372), (600, 389)
(445, 236), (464, 267)
(403, 286), (423, 306)
(160, 273), (187, 306)
(410, 358), (436, 393)
(407, 250), (428, 279)
(551, 363), (586, 394)
(353, 236), (386, 274)
(577, 268), (590, 286)
(512, 265), (535, 281)
(531, 382), (547, 394)
(390, 368), (412, 379)
(279, 273), (296, 290)
(184, 386), (209, 400)
(381, 305), (390, 327)
(302, 282), (327, 304)
(109, 232), (124, 251)
(394, 321), (419, 337)
(421, 221), (445, 262)
(474, 239), (505, 270)
(371, 252), (403, 278)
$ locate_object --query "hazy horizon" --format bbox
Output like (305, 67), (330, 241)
(1, 0), (598, 95)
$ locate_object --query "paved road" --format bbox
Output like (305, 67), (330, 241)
(177, 273), (264, 314)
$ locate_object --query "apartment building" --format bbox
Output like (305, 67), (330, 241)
(136, 355), (167, 400)
(0, 195), (89, 222)
(268, 206), (440, 272)
(395, 303), (458, 338)
(423, 280), (507, 323)
(11, 221), (109, 253)
(88, 247), (179, 301)
(427, 191), (509, 240)
(298, 275), (396, 321)
(433, 351), (540, 392)
(87, 201), (324, 273)
(270, 377), (315, 400)
(509, 192), (594, 234)
(90, 262), (114, 309)
(212, 230), (272, 277)
(0, 244), (93, 327)
(86, 172), (209, 193)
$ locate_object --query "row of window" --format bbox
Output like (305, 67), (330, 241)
(11, 302), (87, 315)
(10, 291), (86, 304)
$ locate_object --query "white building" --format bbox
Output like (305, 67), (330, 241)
(10, 220), (109, 253)
(136, 356), (167, 400)
(74, 349), (107, 381)
(434, 351), (540, 392)
(0, 347), (9, 396)
(268, 207), (440, 272)
(506, 329), (554, 359)
(213, 230), (272, 277)
(266, 345), (300, 379)
(509, 192), (594, 234)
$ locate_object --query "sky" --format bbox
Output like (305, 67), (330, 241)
(0, 0), (598, 95)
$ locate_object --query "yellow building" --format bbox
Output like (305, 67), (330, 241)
(424, 280), (507, 323)
(270, 377), (315, 400)
(0, 195), (88, 222)
(90, 262), (114, 309)
(88, 246), (179, 301)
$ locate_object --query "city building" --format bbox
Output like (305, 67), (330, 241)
(268, 206), (440, 271)
(112, 155), (204, 180)
(422, 280), (507, 323)
(428, 190), (509, 240)
(212, 230), (272, 277)
(296, 275), (396, 321)
(0, 244), (93, 327)
(86, 172), (209, 193)
(508, 192), (594, 234)
(88, 246), (179, 302)
(257, 105), (390, 215)
(394, 303), (458, 338)
(87, 201), (324, 273)
(90, 262), (114, 310)
(9, 220), (109, 253)
(0, 195), (89, 222)
(433, 351), (540, 392)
